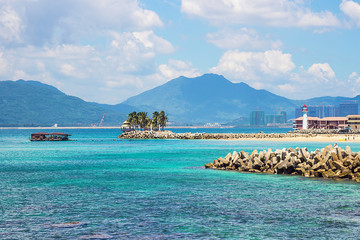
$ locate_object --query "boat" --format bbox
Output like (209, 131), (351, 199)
(30, 132), (71, 141)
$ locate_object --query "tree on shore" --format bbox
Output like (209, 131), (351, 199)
(137, 112), (148, 131)
(152, 111), (159, 130)
(127, 111), (138, 130)
(126, 110), (168, 131)
(158, 111), (168, 131)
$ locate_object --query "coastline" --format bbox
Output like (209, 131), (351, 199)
(119, 130), (360, 142)
(228, 135), (360, 142)
(0, 126), (123, 130)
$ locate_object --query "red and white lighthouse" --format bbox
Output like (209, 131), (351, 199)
(302, 104), (308, 129)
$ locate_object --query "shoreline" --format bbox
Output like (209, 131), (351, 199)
(0, 126), (123, 130)
(119, 130), (360, 142)
(225, 136), (360, 142)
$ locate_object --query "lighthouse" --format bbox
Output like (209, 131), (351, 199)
(302, 104), (308, 129)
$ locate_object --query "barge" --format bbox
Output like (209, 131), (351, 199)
(30, 132), (71, 141)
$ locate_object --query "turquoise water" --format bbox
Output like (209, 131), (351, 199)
(1, 129), (360, 239)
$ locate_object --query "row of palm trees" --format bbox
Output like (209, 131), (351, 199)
(127, 111), (168, 131)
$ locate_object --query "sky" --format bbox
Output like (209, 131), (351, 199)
(1, 0), (360, 104)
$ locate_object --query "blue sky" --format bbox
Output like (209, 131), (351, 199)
(1, 0), (360, 103)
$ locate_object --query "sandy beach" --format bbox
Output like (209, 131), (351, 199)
(231, 135), (360, 142)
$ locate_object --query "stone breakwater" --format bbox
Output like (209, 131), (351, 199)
(205, 145), (360, 182)
(119, 130), (327, 140)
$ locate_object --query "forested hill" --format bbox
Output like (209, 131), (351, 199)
(2, 75), (360, 126)
(0, 80), (126, 127)
(122, 74), (297, 123)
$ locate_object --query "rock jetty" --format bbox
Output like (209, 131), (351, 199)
(119, 130), (321, 140)
(205, 145), (360, 183)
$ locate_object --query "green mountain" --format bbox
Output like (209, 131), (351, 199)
(2, 75), (359, 126)
(0, 80), (126, 127)
(122, 73), (297, 123)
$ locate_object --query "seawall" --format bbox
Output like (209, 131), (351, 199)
(205, 145), (360, 183)
(118, 130), (359, 140)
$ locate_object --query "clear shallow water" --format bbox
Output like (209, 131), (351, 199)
(1, 129), (360, 239)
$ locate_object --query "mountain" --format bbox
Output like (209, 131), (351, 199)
(0, 80), (126, 127)
(122, 73), (297, 123)
(2, 75), (359, 126)
(294, 95), (360, 107)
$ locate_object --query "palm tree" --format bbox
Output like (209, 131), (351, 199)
(137, 112), (148, 131)
(127, 111), (138, 130)
(158, 111), (168, 131)
(145, 116), (152, 130)
(152, 111), (159, 131)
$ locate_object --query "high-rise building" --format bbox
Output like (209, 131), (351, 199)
(295, 105), (336, 118)
(250, 111), (265, 126)
(265, 111), (287, 125)
(339, 102), (358, 116)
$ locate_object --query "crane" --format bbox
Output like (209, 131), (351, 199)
(99, 114), (106, 127)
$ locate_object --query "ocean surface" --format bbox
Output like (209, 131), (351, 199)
(1, 128), (360, 239)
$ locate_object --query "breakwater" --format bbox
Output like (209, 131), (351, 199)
(119, 130), (356, 140)
(205, 145), (360, 182)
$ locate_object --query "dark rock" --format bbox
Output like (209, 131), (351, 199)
(253, 157), (264, 170)
(323, 169), (336, 178)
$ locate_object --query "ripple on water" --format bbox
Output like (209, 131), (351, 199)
(2, 129), (360, 239)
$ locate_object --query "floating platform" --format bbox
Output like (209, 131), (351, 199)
(30, 132), (71, 141)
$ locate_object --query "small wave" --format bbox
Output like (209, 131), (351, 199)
(50, 221), (87, 228)
(79, 233), (112, 239)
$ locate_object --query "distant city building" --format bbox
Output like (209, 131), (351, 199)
(250, 111), (265, 126)
(295, 102), (358, 118)
(295, 105), (336, 118)
(339, 102), (358, 116)
(265, 111), (287, 125)
(251, 110), (287, 126)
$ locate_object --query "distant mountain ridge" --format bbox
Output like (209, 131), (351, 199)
(122, 74), (296, 123)
(0, 80), (127, 126)
(1, 74), (359, 126)
(122, 74), (360, 123)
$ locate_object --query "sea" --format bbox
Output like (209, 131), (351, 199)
(1, 128), (360, 239)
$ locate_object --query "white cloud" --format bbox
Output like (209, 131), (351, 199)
(0, 51), (8, 74)
(347, 72), (360, 96)
(209, 50), (353, 99)
(108, 30), (174, 74)
(206, 28), (282, 50)
(307, 63), (335, 82)
(181, 0), (340, 27)
(0, 0), (176, 104)
(278, 83), (295, 93)
(60, 64), (86, 78)
(132, 31), (175, 54)
(0, 35), (175, 103)
(210, 50), (295, 82)
(340, 0), (360, 27)
(0, 5), (23, 43)
(349, 72), (359, 81)
(0, 0), (164, 46)
(158, 59), (202, 80)
(13, 70), (28, 80)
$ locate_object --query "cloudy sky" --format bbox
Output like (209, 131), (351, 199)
(1, 0), (360, 103)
